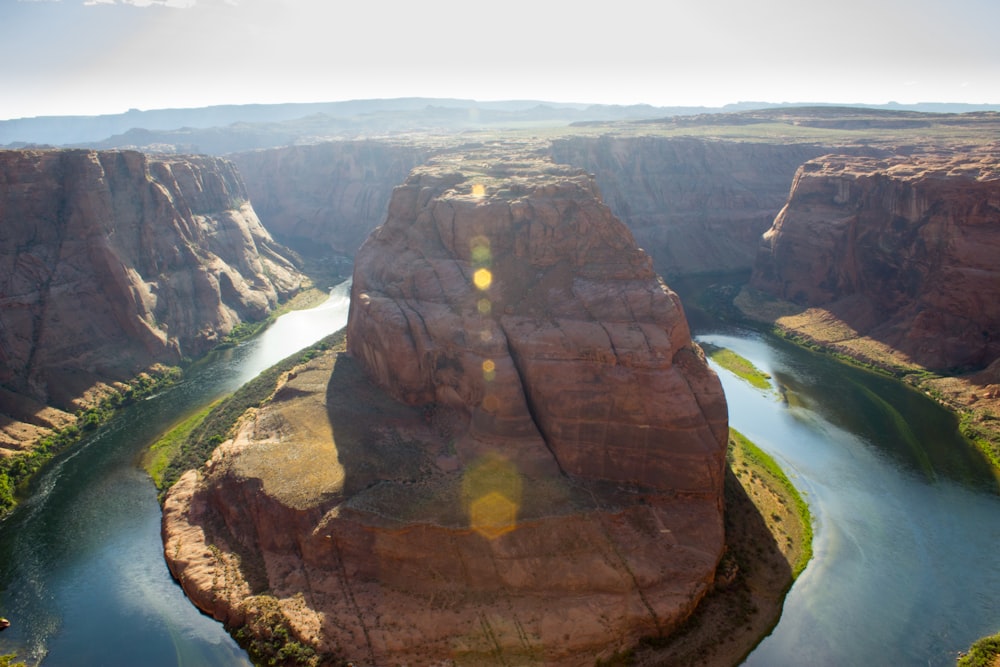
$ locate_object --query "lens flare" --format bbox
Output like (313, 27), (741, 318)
(469, 492), (518, 540)
(471, 183), (486, 198)
(482, 359), (496, 382)
(473, 268), (492, 290)
(462, 454), (522, 540)
(477, 298), (492, 314)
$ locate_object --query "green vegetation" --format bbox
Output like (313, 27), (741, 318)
(958, 631), (1000, 667)
(702, 342), (773, 391)
(729, 429), (813, 576)
(143, 401), (222, 487)
(599, 429), (814, 666)
(958, 413), (1000, 472)
(153, 330), (345, 495)
(232, 596), (333, 667)
(0, 366), (180, 517)
(0, 654), (27, 667)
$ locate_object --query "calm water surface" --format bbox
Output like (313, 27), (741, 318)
(0, 281), (351, 666)
(697, 328), (1000, 666)
(1, 277), (998, 666)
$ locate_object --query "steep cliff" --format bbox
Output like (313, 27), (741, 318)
(0, 149), (303, 451)
(162, 150), (729, 665)
(549, 136), (835, 276)
(750, 152), (1000, 371)
(231, 135), (836, 278)
(230, 140), (432, 259)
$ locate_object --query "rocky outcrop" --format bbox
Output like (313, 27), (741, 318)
(163, 151), (729, 665)
(751, 152), (1000, 371)
(549, 136), (837, 276)
(231, 141), (432, 259)
(0, 149), (303, 451)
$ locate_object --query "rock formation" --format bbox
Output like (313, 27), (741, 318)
(0, 149), (303, 451)
(549, 136), (836, 276)
(231, 141), (432, 259)
(751, 151), (1000, 371)
(162, 151), (729, 665)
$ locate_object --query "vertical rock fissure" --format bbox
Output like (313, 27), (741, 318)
(498, 321), (567, 477)
(329, 536), (376, 664)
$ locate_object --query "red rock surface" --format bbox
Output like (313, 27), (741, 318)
(751, 151), (1000, 370)
(0, 149), (303, 451)
(163, 152), (729, 665)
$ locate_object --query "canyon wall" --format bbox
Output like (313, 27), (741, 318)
(549, 136), (835, 276)
(230, 140), (432, 259)
(0, 149), (303, 450)
(751, 152), (1000, 371)
(231, 135), (839, 278)
(162, 151), (729, 665)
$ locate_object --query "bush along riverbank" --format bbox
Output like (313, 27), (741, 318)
(0, 365), (180, 518)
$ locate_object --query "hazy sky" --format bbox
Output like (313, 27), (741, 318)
(3, 0), (999, 120)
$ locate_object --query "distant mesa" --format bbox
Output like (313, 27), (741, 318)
(162, 148), (729, 665)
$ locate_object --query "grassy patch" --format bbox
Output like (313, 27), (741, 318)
(702, 343), (773, 391)
(143, 401), (221, 487)
(155, 330), (346, 496)
(958, 631), (1000, 667)
(729, 429), (812, 576)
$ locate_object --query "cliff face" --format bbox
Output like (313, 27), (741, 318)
(230, 141), (432, 258)
(0, 149), (303, 448)
(232, 136), (837, 278)
(549, 136), (834, 276)
(751, 152), (1000, 371)
(162, 151), (729, 665)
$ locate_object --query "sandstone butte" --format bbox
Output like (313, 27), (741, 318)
(0, 149), (303, 454)
(162, 151), (730, 665)
(750, 151), (1000, 375)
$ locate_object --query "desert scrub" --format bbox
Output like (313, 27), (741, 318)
(958, 631), (1000, 667)
(233, 596), (320, 667)
(702, 342), (773, 391)
(728, 429), (813, 576)
(155, 330), (346, 495)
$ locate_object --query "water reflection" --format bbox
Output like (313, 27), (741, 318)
(0, 282), (351, 666)
(695, 331), (1000, 666)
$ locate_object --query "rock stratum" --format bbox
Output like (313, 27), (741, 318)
(0, 149), (303, 452)
(750, 151), (1000, 372)
(162, 151), (729, 665)
(549, 136), (837, 276)
(231, 141), (432, 259)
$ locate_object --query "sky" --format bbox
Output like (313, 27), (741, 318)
(2, 0), (999, 120)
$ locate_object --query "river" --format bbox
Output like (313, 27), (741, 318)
(1, 277), (998, 666)
(0, 281), (352, 666)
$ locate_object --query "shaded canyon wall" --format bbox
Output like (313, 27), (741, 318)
(0, 149), (303, 451)
(751, 152), (1000, 371)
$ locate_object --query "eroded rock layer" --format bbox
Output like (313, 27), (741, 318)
(0, 149), (303, 450)
(751, 151), (1000, 371)
(549, 136), (837, 276)
(163, 152), (728, 665)
(231, 140), (431, 258)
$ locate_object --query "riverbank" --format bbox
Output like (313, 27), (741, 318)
(733, 286), (1000, 474)
(0, 364), (181, 517)
(613, 429), (811, 667)
(152, 333), (811, 667)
